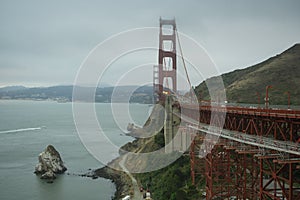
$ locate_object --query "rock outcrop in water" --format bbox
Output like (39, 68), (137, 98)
(34, 145), (67, 180)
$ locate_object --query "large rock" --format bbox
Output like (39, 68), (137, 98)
(34, 145), (67, 180)
(41, 170), (56, 180)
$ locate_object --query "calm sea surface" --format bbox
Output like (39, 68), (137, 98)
(0, 100), (150, 200)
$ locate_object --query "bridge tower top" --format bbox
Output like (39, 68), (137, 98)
(153, 18), (177, 102)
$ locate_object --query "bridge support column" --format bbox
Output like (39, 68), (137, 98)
(164, 95), (174, 153)
(190, 134), (205, 187)
(203, 141), (261, 200)
(234, 148), (260, 199)
(205, 143), (235, 200)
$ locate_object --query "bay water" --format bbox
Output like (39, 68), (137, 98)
(0, 100), (150, 200)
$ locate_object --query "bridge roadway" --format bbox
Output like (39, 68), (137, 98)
(183, 104), (300, 120)
(177, 105), (300, 156)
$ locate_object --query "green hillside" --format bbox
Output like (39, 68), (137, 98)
(195, 44), (300, 105)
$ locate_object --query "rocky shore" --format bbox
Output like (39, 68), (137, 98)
(93, 105), (165, 199)
(92, 137), (156, 199)
(94, 165), (132, 200)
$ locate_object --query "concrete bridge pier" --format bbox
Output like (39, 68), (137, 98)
(164, 95), (174, 153)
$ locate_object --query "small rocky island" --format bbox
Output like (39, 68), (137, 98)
(34, 145), (67, 182)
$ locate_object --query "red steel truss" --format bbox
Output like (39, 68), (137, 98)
(190, 134), (205, 187)
(185, 105), (300, 200)
(204, 142), (235, 199)
(257, 155), (300, 200)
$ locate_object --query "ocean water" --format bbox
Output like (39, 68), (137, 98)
(0, 100), (151, 200)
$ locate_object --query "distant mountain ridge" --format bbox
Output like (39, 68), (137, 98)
(0, 85), (153, 104)
(195, 44), (300, 105)
(0, 86), (27, 92)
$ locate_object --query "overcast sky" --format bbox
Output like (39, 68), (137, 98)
(0, 0), (299, 87)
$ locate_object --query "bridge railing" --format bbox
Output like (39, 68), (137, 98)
(188, 123), (300, 156)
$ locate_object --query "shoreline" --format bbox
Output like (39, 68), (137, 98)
(91, 114), (158, 199)
(93, 133), (140, 200)
(94, 158), (133, 200)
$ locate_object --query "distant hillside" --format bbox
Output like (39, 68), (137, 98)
(0, 86), (27, 92)
(0, 85), (153, 104)
(195, 44), (300, 105)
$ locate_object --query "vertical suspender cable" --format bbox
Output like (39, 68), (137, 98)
(176, 28), (193, 98)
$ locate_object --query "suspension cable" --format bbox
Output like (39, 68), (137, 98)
(176, 28), (193, 97)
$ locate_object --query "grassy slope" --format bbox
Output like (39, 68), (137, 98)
(135, 156), (200, 200)
(195, 44), (300, 105)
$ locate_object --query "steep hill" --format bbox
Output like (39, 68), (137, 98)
(195, 44), (300, 105)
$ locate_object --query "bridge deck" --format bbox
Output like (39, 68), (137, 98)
(182, 104), (300, 119)
(188, 124), (300, 156)
(178, 112), (300, 156)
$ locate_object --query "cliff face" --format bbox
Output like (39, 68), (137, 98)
(34, 145), (67, 180)
(195, 44), (300, 105)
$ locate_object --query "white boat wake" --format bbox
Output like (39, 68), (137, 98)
(0, 127), (45, 134)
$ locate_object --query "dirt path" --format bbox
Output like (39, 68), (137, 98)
(119, 154), (144, 200)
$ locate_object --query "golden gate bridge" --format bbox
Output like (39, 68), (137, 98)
(154, 18), (300, 200)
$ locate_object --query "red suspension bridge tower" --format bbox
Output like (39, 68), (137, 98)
(154, 18), (177, 102)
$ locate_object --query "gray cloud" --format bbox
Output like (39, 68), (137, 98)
(0, 0), (299, 87)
